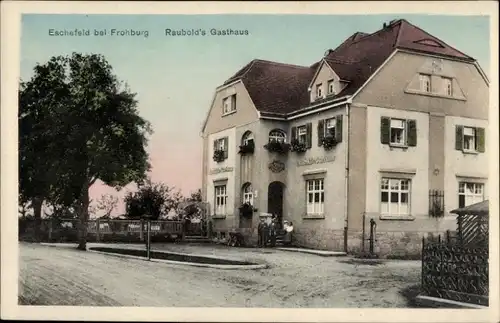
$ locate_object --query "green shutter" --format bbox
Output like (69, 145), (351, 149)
(223, 137), (229, 158)
(213, 139), (217, 153)
(231, 95), (237, 111)
(380, 117), (391, 144)
(336, 115), (343, 143)
(476, 127), (485, 152)
(455, 125), (463, 151)
(318, 120), (325, 146)
(407, 119), (417, 147)
(306, 123), (312, 148)
(291, 126), (297, 142)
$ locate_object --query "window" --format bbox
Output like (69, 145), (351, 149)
(458, 182), (484, 208)
(380, 178), (411, 216)
(269, 129), (286, 143)
(390, 119), (406, 145)
(455, 125), (485, 153)
(297, 126), (307, 144)
(325, 117), (336, 136)
(443, 77), (453, 96)
(213, 137), (228, 161)
(327, 80), (335, 95)
(214, 185), (227, 215)
(306, 179), (324, 215)
(419, 74), (431, 93)
(381, 117), (417, 147)
(316, 84), (323, 98)
(242, 131), (254, 146)
(242, 183), (253, 205)
(463, 127), (476, 151)
(222, 94), (236, 115)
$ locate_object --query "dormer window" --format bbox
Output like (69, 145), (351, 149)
(316, 84), (323, 99)
(442, 77), (453, 96)
(327, 80), (335, 95)
(419, 74), (431, 93)
(222, 94), (236, 115)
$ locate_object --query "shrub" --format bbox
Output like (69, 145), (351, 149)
(322, 135), (338, 150)
(238, 141), (255, 155)
(263, 141), (290, 154)
(213, 150), (225, 162)
(290, 139), (307, 153)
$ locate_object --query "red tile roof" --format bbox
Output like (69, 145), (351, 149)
(222, 19), (476, 117)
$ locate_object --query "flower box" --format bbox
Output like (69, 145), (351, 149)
(263, 141), (291, 154)
(213, 150), (225, 163)
(322, 135), (338, 150)
(238, 141), (255, 155)
(290, 139), (307, 153)
(238, 203), (255, 218)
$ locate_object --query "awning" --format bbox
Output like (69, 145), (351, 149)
(450, 200), (489, 216)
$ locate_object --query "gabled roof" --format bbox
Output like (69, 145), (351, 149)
(219, 19), (479, 118)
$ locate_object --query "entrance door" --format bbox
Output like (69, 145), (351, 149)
(268, 182), (284, 228)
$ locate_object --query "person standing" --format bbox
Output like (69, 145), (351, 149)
(257, 218), (264, 247)
(270, 215), (277, 247)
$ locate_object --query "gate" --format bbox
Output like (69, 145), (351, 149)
(177, 201), (211, 238)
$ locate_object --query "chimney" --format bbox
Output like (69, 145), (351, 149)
(383, 23), (387, 28)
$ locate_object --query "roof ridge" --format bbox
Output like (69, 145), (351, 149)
(253, 59), (310, 69)
(324, 56), (358, 65)
(398, 19), (474, 60)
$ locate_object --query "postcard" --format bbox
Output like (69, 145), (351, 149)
(1, 1), (498, 322)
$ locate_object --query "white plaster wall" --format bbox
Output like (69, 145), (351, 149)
(444, 116), (489, 214)
(365, 106), (430, 218)
(309, 61), (343, 102)
(206, 127), (237, 217)
(285, 106), (347, 230)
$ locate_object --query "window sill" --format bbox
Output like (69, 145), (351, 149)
(379, 215), (415, 221)
(302, 214), (325, 219)
(389, 144), (408, 150)
(222, 110), (236, 117)
(212, 215), (227, 219)
(462, 150), (479, 155)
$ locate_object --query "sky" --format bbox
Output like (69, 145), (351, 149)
(19, 14), (490, 215)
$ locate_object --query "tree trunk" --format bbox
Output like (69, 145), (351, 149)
(32, 197), (43, 242)
(77, 183), (90, 250)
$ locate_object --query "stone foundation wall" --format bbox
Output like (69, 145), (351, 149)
(347, 229), (455, 259)
(292, 228), (345, 251)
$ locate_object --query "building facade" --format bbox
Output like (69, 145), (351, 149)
(200, 19), (489, 257)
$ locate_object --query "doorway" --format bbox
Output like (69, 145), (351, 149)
(268, 181), (284, 228)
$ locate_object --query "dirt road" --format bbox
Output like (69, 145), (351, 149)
(19, 242), (420, 307)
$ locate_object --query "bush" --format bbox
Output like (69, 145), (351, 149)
(263, 141), (290, 154)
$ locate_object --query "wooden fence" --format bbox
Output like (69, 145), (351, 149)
(421, 213), (489, 306)
(19, 218), (184, 243)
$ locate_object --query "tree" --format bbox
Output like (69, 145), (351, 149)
(91, 194), (119, 219)
(187, 189), (202, 202)
(19, 53), (152, 250)
(19, 56), (72, 240)
(124, 179), (183, 220)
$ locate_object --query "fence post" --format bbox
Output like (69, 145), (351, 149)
(140, 219), (144, 241)
(421, 235), (425, 288)
(446, 230), (450, 243)
(96, 219), (100, 242)
(48, 219), (53, 242)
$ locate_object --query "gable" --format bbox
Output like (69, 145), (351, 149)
(308, 60), (340, 90)
(201, 81), (259, 135)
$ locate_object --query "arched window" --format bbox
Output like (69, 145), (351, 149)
(241, 131), (254, 146)
(269, 129), (286, 143)
(242, 183), (254, 205)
